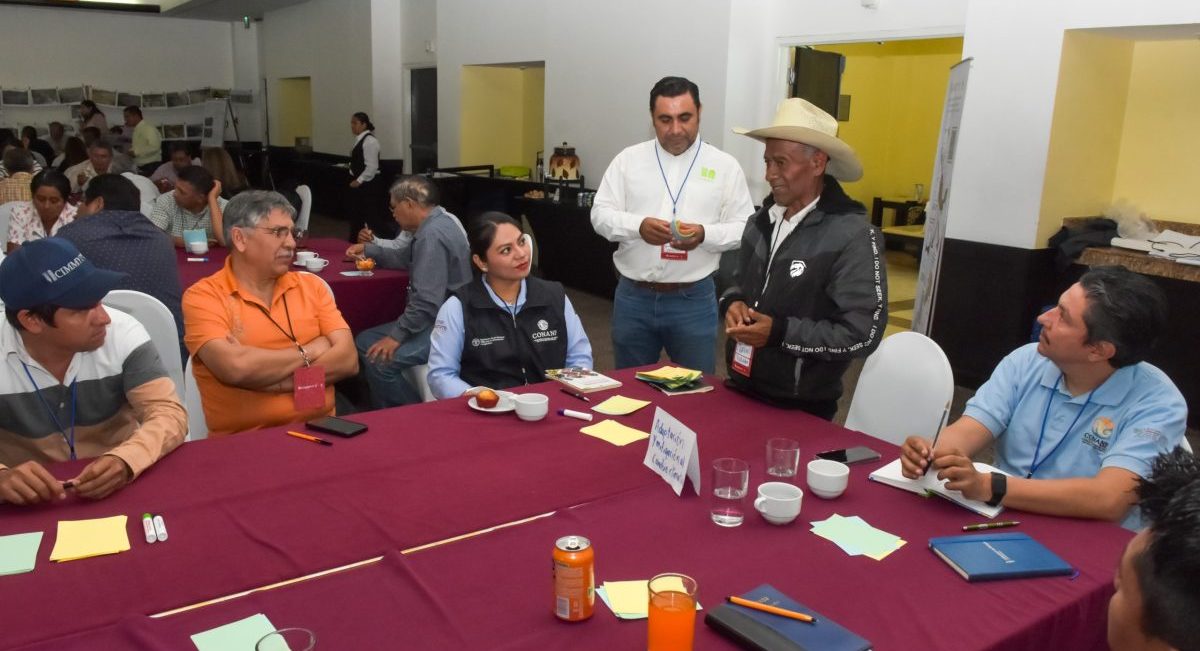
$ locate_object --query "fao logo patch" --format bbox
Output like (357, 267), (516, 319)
(537, 319), (549, 331)
(789, 260), (806, 278)
(470, 338), (480, 347)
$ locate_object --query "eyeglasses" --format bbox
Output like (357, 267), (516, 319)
(250, 225), (300, 240)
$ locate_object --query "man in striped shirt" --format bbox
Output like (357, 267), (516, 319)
(0, 238), (186, 505)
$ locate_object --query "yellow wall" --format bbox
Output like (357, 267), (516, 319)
(276, 77), (313, 146)
(815, 38), (962, 212)
(1112, 39), (1200, 224)
(460, 65), (545, 171)
(1038, 31), (1134, 245)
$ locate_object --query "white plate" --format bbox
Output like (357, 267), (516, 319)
(468, 391), (516, 414)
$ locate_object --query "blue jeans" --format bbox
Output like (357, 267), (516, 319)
(611, 275), (717, 374)
(355, 324), (432, 408)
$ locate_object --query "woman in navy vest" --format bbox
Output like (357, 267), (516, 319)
(427, 212), (593, 398)
(346, 112), (386, 240)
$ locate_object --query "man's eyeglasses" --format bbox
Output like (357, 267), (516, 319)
(250, 225), (300, 240)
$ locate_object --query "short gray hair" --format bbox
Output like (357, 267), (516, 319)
(223, 190), (296, 243)
(389, 174), (439, 207)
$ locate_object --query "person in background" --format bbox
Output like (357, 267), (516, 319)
(148, 165), (227, 247)
(428, 212), (592, 399)
(6, 170), (76, 252)
(200, 147), (248, 199)
(58, 174), (185, 366)
(183, 191), (358, 436)
(151, 143), (199, 191)
(345, 111), (386, 241)
(346, 175), (472, 408)
(80, 126), (102, 149)
(1107, 447), (1200, 651)
(0, 148), (35, 203)
(901, 266), (1186, 530)
(0, 131), (43, 179)
(47, 122), (67, 157)
(78, 100), (108, 133)
(590, 76), (754, 375)
(65, 140), (115, 193)
(54, 137), (87, 174)
(123, 106), (162, 175)
(20, 127), (54, 168)
(0, 238), (186, 505)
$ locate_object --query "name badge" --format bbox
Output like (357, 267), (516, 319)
(660, 243), (688, 261)
(731, 341), (754, 377)
(293, 365), (326, 410)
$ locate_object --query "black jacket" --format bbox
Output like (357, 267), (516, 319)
(456, 276), (569, 390)
(721, 176), (887, 404)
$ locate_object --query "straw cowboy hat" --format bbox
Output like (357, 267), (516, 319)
(734, 98), (863, 182)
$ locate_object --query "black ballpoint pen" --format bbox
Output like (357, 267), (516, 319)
(560, 388), (590, 402)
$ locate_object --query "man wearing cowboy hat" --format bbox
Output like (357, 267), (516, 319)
(722, 98), (886, 419)
(591, 76), (754, 374)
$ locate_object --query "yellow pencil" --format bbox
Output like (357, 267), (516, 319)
(286, 430), (332, 446)
(727, 596), (816, 624)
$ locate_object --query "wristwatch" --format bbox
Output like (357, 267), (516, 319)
(985, 472), (1007, 507)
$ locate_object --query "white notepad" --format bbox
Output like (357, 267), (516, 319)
(869, 458), (1008, 518)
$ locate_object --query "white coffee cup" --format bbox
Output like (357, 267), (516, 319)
(513, 393), (549, 422)
(807, 459), (850, 499)
(304, 257), (330, 272)
(754, 482), (803, 525)
(187, 241), (209, 255)
(295, 251), (317, 263)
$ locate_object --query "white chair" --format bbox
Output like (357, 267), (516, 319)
(183, 356), (209, 441)
(844, 331), (955, 446)
(0, 201), (21, 241)
(404, 364), (436, 402)
(101, 290), (184, 401)
(300, 270), (333, 297)
(295, 185), (312, 232)
(1182, 438), (1194, 454)
(121, 172), (160, 217)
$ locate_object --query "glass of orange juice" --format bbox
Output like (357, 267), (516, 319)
(647, 573), (697, 651)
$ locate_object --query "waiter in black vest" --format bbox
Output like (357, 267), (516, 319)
(347, 112), (389, 240)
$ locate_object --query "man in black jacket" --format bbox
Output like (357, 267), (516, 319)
(722, 98), (886, 419)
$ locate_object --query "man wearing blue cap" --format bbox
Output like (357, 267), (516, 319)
(0, 238), (186, 505)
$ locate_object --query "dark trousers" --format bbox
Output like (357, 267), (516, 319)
(346, 179), (394, 241)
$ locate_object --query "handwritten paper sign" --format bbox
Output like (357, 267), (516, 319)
(643, 407), (701, 496)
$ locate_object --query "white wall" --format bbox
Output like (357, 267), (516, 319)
(259, 0), (373, 154)
(948, 0), (1200, 248)
(721, 0), (968, 202)
(0, 5), (243, 139)
(371, 0), (405, 157)
(437, 0), (732, 185)
(230, 22), (264, 142)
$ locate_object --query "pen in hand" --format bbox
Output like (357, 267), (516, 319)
(923, 403), (951, 477)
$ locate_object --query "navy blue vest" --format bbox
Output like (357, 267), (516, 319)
(456, 277), (569, 390)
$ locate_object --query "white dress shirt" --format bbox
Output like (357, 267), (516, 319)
(591, 138), (754, 283)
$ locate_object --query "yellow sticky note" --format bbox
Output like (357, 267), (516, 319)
(602, 577), (699, 619)
(49, 515), (130, 562)
(637, 366), (698, 381)
(592, 395), (651, 416)
(580, 420), (650, 446)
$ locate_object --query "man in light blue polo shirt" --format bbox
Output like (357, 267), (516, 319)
(901, 266), (1186, 529)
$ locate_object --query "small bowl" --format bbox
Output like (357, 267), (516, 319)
(513, 393), (549, 422)
(807, 459), (850, 500)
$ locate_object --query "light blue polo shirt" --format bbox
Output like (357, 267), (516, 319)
(963, 343), (1187, 530)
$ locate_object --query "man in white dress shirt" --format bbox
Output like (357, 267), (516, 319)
(591, 76), (754, 373)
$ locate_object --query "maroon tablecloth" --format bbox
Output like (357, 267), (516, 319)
(2, 370), (845, 647)
(75, 481), (1128, 650)
(174, 237), (408, 332)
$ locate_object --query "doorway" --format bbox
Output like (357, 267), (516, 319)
(410, 67), (437, 173)
(276, 77), (312, 147)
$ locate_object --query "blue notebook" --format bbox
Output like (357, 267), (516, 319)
(704, 584), (872, 651)
(929, 532), (1074, 582)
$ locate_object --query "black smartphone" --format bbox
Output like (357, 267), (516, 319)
(306, 416), (368, 438)
(816, 445), (881, 465)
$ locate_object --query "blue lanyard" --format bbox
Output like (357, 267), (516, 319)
(21, 361), (78, 461)
(1028, 375), (1093, 478)
(654, 139), (703, 216)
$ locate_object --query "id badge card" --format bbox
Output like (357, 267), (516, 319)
(660, 243), (688, 261)
(731, 341), (754, 377)
(293, 365), (326, 410)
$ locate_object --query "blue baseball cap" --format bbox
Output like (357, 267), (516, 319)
(0, 238), (126, 311)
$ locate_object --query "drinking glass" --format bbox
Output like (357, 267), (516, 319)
(255, 627), (316, 651)
(647, 573), (697, 651)
(711, 458), (749, 527)
(765, 437), (801, 481)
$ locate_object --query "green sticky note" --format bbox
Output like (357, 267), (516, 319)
(0, 531), (43, 576)
(190, 613), (287, 651)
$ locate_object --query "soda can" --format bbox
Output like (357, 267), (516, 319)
(553, 535), (594, 621)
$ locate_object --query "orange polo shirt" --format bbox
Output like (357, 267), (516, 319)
(183, 258), (349, 436)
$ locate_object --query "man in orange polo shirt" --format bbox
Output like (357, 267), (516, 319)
(183, 191), (359, 436)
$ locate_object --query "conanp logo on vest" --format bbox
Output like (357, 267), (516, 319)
(531, 318), (558, 343)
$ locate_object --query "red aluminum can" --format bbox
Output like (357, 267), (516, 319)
(553, 535), (594, 621)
